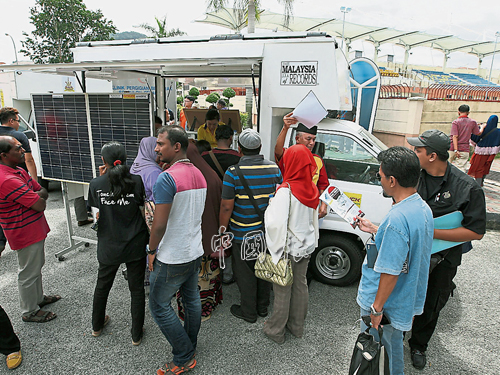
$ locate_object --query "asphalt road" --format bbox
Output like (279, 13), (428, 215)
(0, 184), (498, 375)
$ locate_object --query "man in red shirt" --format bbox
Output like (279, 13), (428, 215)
(0, 136), (59, 323)
(275, 114), (328, 218)
(448, 104), (482, 170)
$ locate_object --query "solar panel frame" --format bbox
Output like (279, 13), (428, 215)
(31, 93), (152, 184)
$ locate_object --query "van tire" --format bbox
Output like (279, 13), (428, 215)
(310, 234), (363, 286)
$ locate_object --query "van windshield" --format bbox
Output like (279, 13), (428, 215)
(290, 129), (382, 185)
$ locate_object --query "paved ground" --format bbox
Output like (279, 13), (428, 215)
(0, 183), (499, 375)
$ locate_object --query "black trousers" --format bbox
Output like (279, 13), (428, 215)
(0, 305), (20, 355)
(0, 226), (6, 246)
(409, 263), (458, 352)
(92, 257), (146, 342)
(232, 242), (271, 320)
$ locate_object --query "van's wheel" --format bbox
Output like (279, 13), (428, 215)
(310, 234), (363, 286)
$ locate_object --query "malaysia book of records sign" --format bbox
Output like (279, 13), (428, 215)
(31, 93), (152, 184)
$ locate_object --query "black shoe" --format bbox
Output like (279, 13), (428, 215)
(257, 308), (268, 318)
(78, 219), (94, 227)
(230, 305), (256, 323)
(411, 349), (426, 370)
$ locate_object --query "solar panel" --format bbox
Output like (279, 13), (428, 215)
(32, 93), (152, 183)
(89, 94), (151, 172)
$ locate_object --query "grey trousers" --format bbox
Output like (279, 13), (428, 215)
(74, 196), (89, 222)
(263, 256), (310, 341)
(17, 240), (45, 316)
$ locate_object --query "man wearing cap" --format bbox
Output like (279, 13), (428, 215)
(179, 96), (195, 130)
(220, 129), (282, 323)
(406, 129), (486, 370)
(275, 113), (329, 218)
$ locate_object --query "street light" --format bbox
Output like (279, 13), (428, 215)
(5, 33), (18, 65)
(340, 6), (351, 51)
(488, 31), (500, 83)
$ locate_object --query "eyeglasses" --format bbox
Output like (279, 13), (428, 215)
(12, 118), (20, 122)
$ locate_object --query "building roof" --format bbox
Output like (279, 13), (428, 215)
(197, 9), (499, 59)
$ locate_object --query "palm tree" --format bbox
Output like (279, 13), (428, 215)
(206, 0), (294, 33)
(135, 16), (186, 38)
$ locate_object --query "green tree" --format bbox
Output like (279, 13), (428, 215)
(222, 88), (236, 103)
(189, 87), (200, 99)
(177, 96), (183, 105)
(206, 93), (220, 104)
(206, 0), (294, 33)
(136, 16), (186, 38)
(21, 0), (116, 64)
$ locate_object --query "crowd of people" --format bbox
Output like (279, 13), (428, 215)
(0, 103), (493, 374)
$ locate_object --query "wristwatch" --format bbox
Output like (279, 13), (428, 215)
(146, 244), (157, 255)
(370, 304), (383, 316)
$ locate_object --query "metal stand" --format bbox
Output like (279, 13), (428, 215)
(54, 182), (97, 261)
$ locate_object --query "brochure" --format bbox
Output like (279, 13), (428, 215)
(320, 185), (365, 228)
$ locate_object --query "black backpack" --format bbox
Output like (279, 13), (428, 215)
(348, 326), (390, 375)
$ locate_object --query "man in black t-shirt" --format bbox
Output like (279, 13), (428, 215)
(0, 108), (37, 179)
(202, 125), (240, 180)
(407, 130), (486, 370)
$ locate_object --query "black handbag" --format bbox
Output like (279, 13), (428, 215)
(348, 325), (390, 375)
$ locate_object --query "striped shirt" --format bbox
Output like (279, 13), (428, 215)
(0, 164), (50, 250)
(222, 155), (282, 242)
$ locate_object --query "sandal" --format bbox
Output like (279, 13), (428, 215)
(39, 294), (62, 308)
(92, 315), (110, 337)
(22, 309), (57, 323)
(6, 351), (22, 370)
(156, 358), (197, 375)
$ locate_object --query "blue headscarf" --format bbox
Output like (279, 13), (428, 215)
(471, 115), (500, 149)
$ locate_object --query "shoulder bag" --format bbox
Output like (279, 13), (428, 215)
(233, 169), (293, 287)
(348, 324), (390, 375)
(208, 151), (225, 178)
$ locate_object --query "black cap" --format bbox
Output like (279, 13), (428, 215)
(296, 123), (317, 135)
(407, 130), (450, 156)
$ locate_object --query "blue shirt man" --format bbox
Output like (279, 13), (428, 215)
(356, 146), (433, 375)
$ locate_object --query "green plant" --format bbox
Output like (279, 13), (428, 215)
(177, 96), (183, 105)
(135, 16), (186, 38)
(21, 0), (117, 64)
(206, 93), (220, 104)
(222, 88), (236, 103)
(240, 112), (250, 129)
(189, 87), (200, 98)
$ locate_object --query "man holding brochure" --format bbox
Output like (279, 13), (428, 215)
(406, 129), (486, 370)
(356, 146), (434, 375)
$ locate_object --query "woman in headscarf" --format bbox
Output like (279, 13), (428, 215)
(263, 144), (320, 344)
(130, 137), (163, 204)
(130, 137), (163, 290)
(176, 142), (223, 321)
(468, 115), (500, 186)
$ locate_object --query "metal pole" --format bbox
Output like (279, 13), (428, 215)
(5, 33), (18, 65)
(341, 11), (346, 50)
(488, 32), (500, 83)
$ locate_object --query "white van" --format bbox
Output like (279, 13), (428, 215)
(1, 32), (392, 285)
(283, 118), (392, 286)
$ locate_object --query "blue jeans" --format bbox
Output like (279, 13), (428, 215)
(149, 257), (202, 366)
(360, 308), (405, 375)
